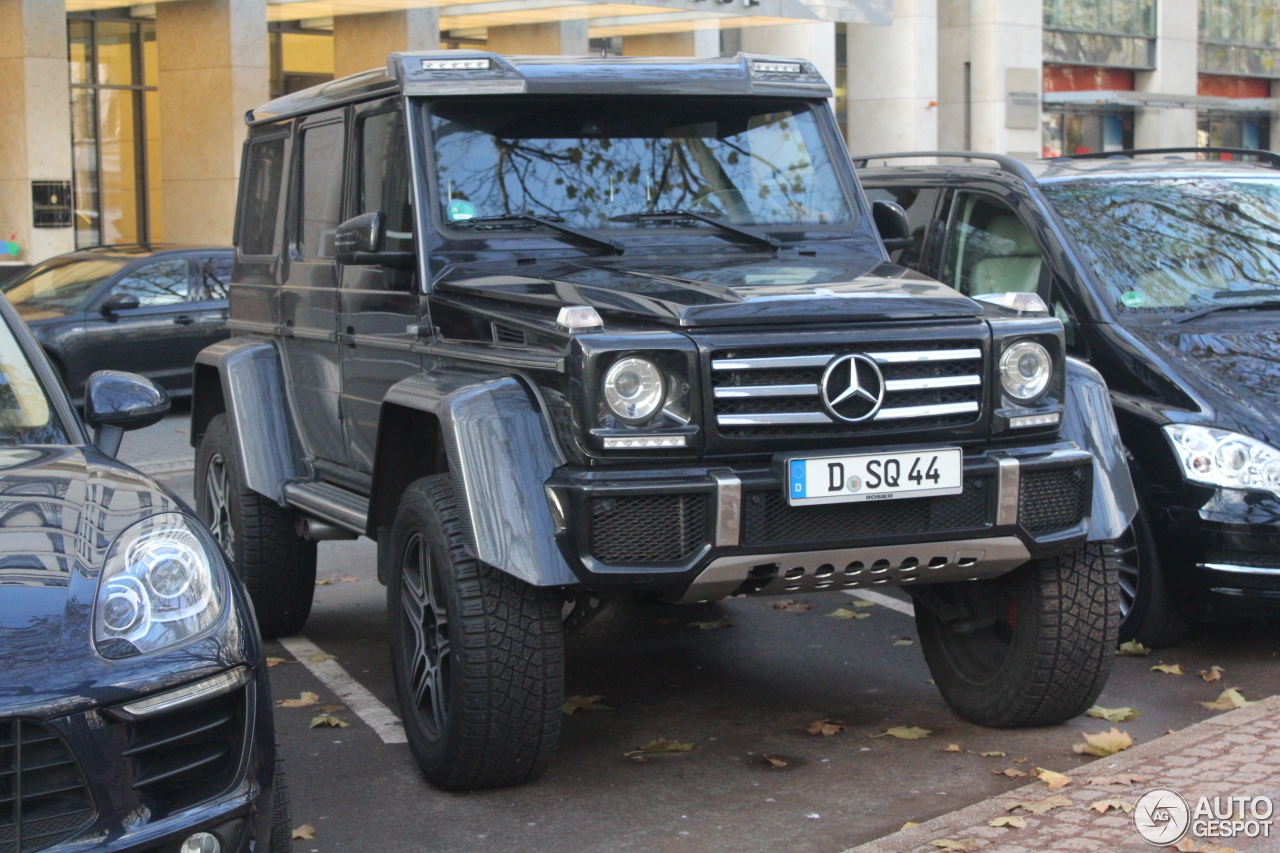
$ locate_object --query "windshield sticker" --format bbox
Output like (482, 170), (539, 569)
(447, 200), (476, 221)
(1121, 291), (1146, 308)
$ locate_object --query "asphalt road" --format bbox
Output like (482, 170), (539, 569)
(122, 408), (1280, 853)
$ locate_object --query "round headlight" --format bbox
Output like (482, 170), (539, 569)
(999, 341), (1052, 401)
(603, 357), (665, 422)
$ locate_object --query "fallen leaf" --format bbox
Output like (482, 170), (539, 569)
(989, 815), (1027, 828)
(764, 755), (787, 768)
(1173, 839), (1239, 853)
(772, 599), (812, 613)
(309, 716), (349, 728)
(339, 576), (360, 583)
(1072, 727), (1133, 757)
(306, 653), (335, 663)
(314, 579), (332, 586)
(1089, 798), (1134, 814)
(562, 694), (612, 714)
(690, 618), (733, 630)
(277, 691), (319, 708)
(1200, 688), (1252, 710)
(1086, 705), (1141, 722)
(1151, 663), (1185, 674)
(851, 600), (876, 608)
(994, 768), (1028, 777)
(292, 825), (315, 841)
(893, 638), (915, 646)
(1116, 640), (1152, 656)
(807, 718), (847, 737)
(1200, 665), (1225, 682)
(1007, 794), (1073, 814)
(969, 750), (1006, 757)
(928, 841), (980, 852)
(873, 726), (931, 740)
(943, 743), (962, 752)
(316, 704), (345, 714)
(827, 608), (870, 620)
(1087, 773), (1148, 786)
(901, 821), (920, 831)
(1033, 768), (1072, 789)
(624, 737), (694, 758)
(265, 657), (294, 667)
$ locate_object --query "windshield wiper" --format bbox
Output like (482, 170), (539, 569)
(609, 209), (781, 251)
(1172, 298), (1280, 323)
(456, 214), (624, 254)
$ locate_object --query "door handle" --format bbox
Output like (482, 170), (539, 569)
(173, 315), (194, 326)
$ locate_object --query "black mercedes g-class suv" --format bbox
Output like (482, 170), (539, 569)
(192, 51), (1132, 791)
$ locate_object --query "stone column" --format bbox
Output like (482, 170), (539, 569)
(845, 0), (937, 157)
(156, 0), (269, 246)
(334, 9), (440, 78)
(741, 22), (838, 100)
(0, 0), (73, 265)
(936, 0), (969, 151)
(622, 24), (719, 57)
(967, 0), (1042, 158)
(1134, 0), (1199, 149)
(487, 20), (589, 55)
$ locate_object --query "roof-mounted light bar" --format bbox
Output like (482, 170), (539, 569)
(420, 58), (491, 72)
(750, 61), (804, 76)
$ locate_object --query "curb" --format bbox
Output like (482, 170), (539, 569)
(840, 694), (1280, 853)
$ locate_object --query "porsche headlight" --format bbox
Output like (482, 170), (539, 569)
(1164, 425), (1280, 496)
(94, 512), (225, 659)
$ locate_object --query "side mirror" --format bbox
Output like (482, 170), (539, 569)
(335, 211), (384, 261)
(83, 370), (170, 458)
(871, 200), (913, 253)
(100, 291), (141, 316)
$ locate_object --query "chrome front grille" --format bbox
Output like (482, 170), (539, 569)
(710, 341), (985, 436)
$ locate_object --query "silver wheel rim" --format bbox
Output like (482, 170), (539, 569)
(400, 533), (450, 740)
(1116, 525), (1140, 620)
(205, 452), (234, 557)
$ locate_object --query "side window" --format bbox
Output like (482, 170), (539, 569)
(863, 186), (940, 268)
(112, 259), (190, 307)
(239, 136), (286, 256)
(358, 109), (413, 252)
(196, 256), (233, 300)
(942, 195), (1044, 297)
(298, 119), (345, 259)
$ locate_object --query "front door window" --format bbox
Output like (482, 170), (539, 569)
(942, 196), (1044, 298)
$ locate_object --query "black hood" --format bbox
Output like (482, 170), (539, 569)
(1125, 316), (1280, 443)
(436, 255), (983, 327)
(0, 445), (195, 715)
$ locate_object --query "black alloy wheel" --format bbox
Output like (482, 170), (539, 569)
(397, 531), (451, 741)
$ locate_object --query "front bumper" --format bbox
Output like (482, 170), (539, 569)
(547, 442), (1093, 599)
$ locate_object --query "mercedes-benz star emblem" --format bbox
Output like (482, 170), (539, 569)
(820, 354), (885, 423)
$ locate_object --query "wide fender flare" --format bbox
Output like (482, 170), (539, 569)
(193, 338), (307, 504)
(382, 372), (576, 587)
(1062, 357), (1138, 541)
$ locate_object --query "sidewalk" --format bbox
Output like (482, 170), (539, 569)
(843, 695), (1280, 853)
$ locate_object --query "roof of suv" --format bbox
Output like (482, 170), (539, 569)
(248, 50), (832, 126)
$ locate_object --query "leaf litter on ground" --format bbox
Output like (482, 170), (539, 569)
(827, 608), (870, 620)
(1073, 727), (1133, 757)
(929, 841), (980, 852)
(989, 815), (1027, 828)
(1087, 773), (1148, 786)
(872, 726), (931, 740)
(893, 638), (915, 646)
(689, 618), (733, 630)
(994, 768), (1028, 777)
(1007, 794), (1073, 814)
(1200, 665), (1225, 682)
(1151, 663), (1185, 674)
(1201, 688), (1251, 710)
(943, 743), (961, 752)
(309, 716), (349, 728)
(969, 750), (1006, 757)
(1086, 705), (1140, 722)
(624, 738), (694, 760)
(1116, 640), (1151, 656)
(265, 657), (295, 667)
(771, 599), (812, 613)
(1090, 798), (1134, 814)
(562, 694), (612, 714)
(277, 691), (319, 708)
(764, 755), (787, 769)
(306, 653), (335, 663)
(292, 825), (315, 840)
(807, 718), (847, 736)
(1033, 768), (1072, 789)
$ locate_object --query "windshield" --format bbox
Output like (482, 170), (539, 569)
(1, 258), (124, 318)
(427, 96), (853, 231)
(0, 313), (67, 445)
(1042, 177), (1280, 312)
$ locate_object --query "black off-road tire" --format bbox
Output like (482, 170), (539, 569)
(268, 738), (293, 853)
(388, 475), (564, 791)
(1116, 504), (1192, 647)
(196, 414), (316, 638)
(915, 543), (1118, 728)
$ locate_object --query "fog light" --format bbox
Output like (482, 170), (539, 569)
(180, 832), (220, 853)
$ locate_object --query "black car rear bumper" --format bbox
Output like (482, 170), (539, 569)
(546, 442), (1093, 598)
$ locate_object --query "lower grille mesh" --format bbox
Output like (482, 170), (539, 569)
(743, 476), (992, 546)
(589, 494), (706, 564)
(1019, 467), (1090, 535)
(0, 719), (94, 853)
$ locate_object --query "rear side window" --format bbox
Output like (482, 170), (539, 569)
(239, 137), (286, 256)
(298, 120), (345, 259)
(112, 259), (191, 306)
(197, 257), (233, 300)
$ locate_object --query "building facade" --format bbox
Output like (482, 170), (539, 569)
(2, 0), (1278, 268)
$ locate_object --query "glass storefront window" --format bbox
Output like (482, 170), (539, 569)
(1043, 0), (1156, 37)
(1197, 114), (1272, 154)
(1042, 110), (1134, 158)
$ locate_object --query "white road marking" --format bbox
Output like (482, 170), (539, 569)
(844, 589), (915, 617)
(278, 636), (408, 745)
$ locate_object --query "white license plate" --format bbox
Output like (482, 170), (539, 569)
(785, 448), (963, 506)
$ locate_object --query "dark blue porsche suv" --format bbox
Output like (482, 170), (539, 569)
(0, 292), (288, 853)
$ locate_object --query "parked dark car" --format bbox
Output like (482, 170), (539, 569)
(857, 147), (1280, 646)
(0, 292), (288, 852)
(0, 246), (232, 402)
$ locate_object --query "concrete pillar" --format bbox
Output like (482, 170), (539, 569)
(0, 0), (73, 265)
(740, 22), (838, 103)
(968, 0), (1042, 158)
(622, 25), (719, 57)
(487, 20), (589, 56)
(334, 9), (439, 78)
(1134, 0), (1199, 149)
(156, 0), (269, 246)
(936, 0), (969, 151)
(845, 0), (937, 157)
